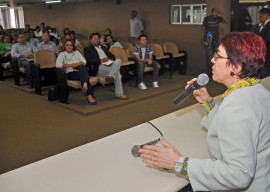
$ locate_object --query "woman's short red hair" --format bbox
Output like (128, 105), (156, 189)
(220, 32), (266, 78)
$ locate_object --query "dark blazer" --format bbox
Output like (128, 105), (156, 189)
(260, 21), (270, 67)
(84, 44), (116, 76)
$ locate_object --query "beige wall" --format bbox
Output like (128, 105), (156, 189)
(24, 0), (230, 75)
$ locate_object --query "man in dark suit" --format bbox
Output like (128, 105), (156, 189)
(84, 32), (128, 100)
(259, 8), (270, 79)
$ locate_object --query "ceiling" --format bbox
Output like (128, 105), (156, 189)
(0, 0), (104, 7)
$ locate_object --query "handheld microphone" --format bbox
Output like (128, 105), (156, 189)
(173, 73), (209, 106)
(131, 138), (160, 157)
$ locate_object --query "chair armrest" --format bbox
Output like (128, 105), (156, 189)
(32, 63), (42, 94)
(128, 57), (137, 64)
(10, 57), (20, 85)
(164, 52), (173, 58)
(179, 50), (187, 55)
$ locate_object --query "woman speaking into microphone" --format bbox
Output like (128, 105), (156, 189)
(139, 32), (270, 192)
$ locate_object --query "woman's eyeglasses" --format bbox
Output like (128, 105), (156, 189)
(65, 44), (73, 46)
(213, 52), (228, 61)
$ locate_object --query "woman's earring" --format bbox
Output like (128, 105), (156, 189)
(230, 71), (235, 76)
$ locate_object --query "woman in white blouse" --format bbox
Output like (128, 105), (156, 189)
(56, 39), (96, 105)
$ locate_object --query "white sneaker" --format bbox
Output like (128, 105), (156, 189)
(152, 81), (159, 88)
(138, 82), (147, 90)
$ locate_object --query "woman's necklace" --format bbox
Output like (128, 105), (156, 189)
(64, 51), (74, 61)
(220, 77), (260, 101)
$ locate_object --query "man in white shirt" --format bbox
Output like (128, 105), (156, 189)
(130, 10), (144, 38)
(84, 32), (128, 100)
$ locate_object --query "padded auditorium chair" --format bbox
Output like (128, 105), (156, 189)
(163, 41), (187, 75)
(32, 50), (57, 95)
(11, 57), (34, 87)
(120, 41), (134, 50)
(109, 47), (136, 82)
(56, 67), (98, 104)
(0, 60), (11, 80)
(151, 43), (173, 79)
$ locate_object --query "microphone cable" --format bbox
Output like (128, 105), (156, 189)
(147, 121), (163, 137)
(131, 121), (163, 157)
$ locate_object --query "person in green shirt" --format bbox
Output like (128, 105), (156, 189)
(0, 34), (14, 80)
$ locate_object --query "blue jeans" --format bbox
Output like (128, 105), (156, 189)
(137, 60), (160, 84)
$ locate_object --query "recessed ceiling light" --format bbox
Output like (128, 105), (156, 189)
(45, 0), (62, 4)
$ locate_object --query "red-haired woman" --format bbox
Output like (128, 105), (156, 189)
(139, 32), (270, 192)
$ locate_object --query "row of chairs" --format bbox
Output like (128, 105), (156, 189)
(110, 41), (187, 82)
(2, 40), (187, 104)
(122, 38), (187, 75)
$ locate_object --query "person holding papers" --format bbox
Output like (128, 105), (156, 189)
(56, 39), (96, 105)
(139, 32), (270, 192)
(84, 32), (128, 100)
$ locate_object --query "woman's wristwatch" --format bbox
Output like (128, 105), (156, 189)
(174, 156), (185, 175)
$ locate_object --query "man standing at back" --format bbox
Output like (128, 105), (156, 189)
(258, 8), (270, 78)
(201, 7), (227, 79)
(130, 10), (144, 38)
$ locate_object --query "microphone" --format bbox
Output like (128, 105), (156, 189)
(131, 138), (160, 157)
(173, 73), (209, 106)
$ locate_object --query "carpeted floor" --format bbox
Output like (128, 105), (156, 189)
(0, 73), (226, 174)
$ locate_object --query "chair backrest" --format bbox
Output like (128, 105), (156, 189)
(34, 50), (56, 69)
(120, 41), (134, 50)
(125, 46), (135, 58)
(163, 42), (179, 55)
(109, 47), (130, 63)
(128, 37), (138, 46)
(152, 39), (164, 47)
(151, 43), (165, 58)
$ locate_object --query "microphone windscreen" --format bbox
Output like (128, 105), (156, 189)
(131, 145), (141, 157)
(197, 73), (209, 86)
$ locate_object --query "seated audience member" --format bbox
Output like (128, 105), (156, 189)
(37, 32), (58, 54)
(24, 24), (31, 33)
(50, 35), (59, 48)
(63, 27), (70, 36)
(133, 34), (160, 90)
(11, 33), (37, 87)
(58, 27), (70, 44)
(56, 39), (96, 105)
(103, 35), (123, 49)
(34, 26), (43, 39)
(50, 28), (58, 39)
(10, 29), (18, 43)
(58, 34), (73, 52)
(100, 28), (112, 44)
(84, 32), (128, 100)
(69, 30), (83, 53)
(0, 25), (5, 35)
(0, 34), (14, 80)
(25, 31), (40, 48)
(43, 25), (52, 34)
(0, 35), (13, 58)
(40, 22), (46, 33)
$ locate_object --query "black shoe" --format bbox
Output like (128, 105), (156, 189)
(105, 76), (114, 84)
